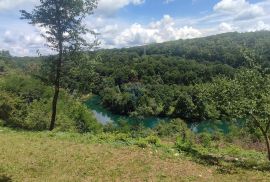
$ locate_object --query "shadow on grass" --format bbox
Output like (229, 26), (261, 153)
(0, 175), (12, 182)
(177, 144), (270, 173)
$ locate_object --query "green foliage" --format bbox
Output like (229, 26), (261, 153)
(31, 31), (270, 121)
(24, 99), (51, 130)
(155, 118), (193, 138)
(0, 71), (101, 133)
(198, 133), (212, 147)
(1, 74), (51, 103)
(0, 91), (25, 127)
(62, 99), (102, 133)
(135, 138), (148, 148)
(145, 135), (161, 147)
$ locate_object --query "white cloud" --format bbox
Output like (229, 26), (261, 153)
(164, 0), (175, 4)
(0, 27), (54, 56)
(247, 20), (270, 32)
(214, 0), (247, 12)
(112, 15), (202, 47)
(214, 0), (265, 20)
(0, 0), (35, 10)
(0, 0), (145, 17)
(96, 0), (145, 16)
(218, 22), (234, 32)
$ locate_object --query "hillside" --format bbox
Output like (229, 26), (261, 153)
(0, 127), (270, 182)
(116, 31), (270, 67)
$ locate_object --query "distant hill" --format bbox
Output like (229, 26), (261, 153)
(101, 31), (270, 68)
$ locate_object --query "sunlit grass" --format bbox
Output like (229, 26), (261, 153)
(0, 127), (270, 182)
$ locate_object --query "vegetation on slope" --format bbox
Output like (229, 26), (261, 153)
(0, 54), (101, 133)
(0, 126), (270, 182)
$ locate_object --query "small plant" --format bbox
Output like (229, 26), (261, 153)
(145, 135), (161, 147)
(216, 163), (239, 174)
(115, 133), (131, 143)
(198, 132), (212, 147)
(135, 138), (148, 148)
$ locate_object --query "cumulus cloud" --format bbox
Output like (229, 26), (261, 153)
(214, 0), (265, 20)
(0, 28), (53, 56)
(111, 15), (202, 47)
(218, 22), (235, 32)
(95, 0), (145, 16)
(247, 21), (270, 32)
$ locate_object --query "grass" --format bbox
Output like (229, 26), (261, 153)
(0, 127), (270, 182)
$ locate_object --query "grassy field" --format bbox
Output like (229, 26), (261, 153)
(0, 127), (270, 182)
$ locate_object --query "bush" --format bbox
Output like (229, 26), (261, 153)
(0, 92), (26, 127)
(155, 118), (192, 138)
(135, 138), (148, 148)
(116, 119), (132, 133)
(24, 100), (50, 130)
(198, 132), (212, 147)
(114, 133), (131, 143)
(145, 135), (161, 147)
(0, 73), (102, 133)
(1, 74), (51, 102)
(62, 99), (102, 133)
(175, 137), (194, 153)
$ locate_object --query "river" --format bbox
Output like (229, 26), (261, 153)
(85, 96), (234, 133)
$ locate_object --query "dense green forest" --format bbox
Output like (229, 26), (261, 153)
(33, 31), (270, 121)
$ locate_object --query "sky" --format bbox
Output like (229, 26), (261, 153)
(0, 0), (269, 56)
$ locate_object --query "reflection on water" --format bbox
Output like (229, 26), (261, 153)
(85, 96), (166, 128)
(85, 96), (236, 133)
(91, 110), (113, 125)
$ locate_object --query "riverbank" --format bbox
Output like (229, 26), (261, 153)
(0, 127), (269, 181)
(85, 95), (237, 133)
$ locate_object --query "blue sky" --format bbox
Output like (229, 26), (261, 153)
(0, 0), (269, 56)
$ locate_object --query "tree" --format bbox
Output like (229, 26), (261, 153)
(20, 0), (98, 130)
(207, 67), (270, 161)
(231, 69), (270, 161)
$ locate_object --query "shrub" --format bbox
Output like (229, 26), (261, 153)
(175, 137), (194, 153)
(24, 100), (50, 130)
(1, 74), (51, 102)
(55, 113), (77, 132)
(0, 92), (26, 127)
(155, 118), (193, 138)
(135, 138), (148, 148)
(0, 92), (17, 122)
(114, 133), (131, 143)
(59, 97), (102, 133)
(198, 132), (212, 147)
(116, 119), (132, 133)
(145, 135), (161, 147)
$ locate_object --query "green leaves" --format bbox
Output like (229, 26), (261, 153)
(20, 0), (98, 51)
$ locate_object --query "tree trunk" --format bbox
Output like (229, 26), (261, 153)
(263, 133), (270, 161)
(49, 44), (63, 131)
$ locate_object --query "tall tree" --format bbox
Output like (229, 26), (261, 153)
(20, 0), (98, 130)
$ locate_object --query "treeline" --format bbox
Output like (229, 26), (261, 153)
(114, 31), (270, 67)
